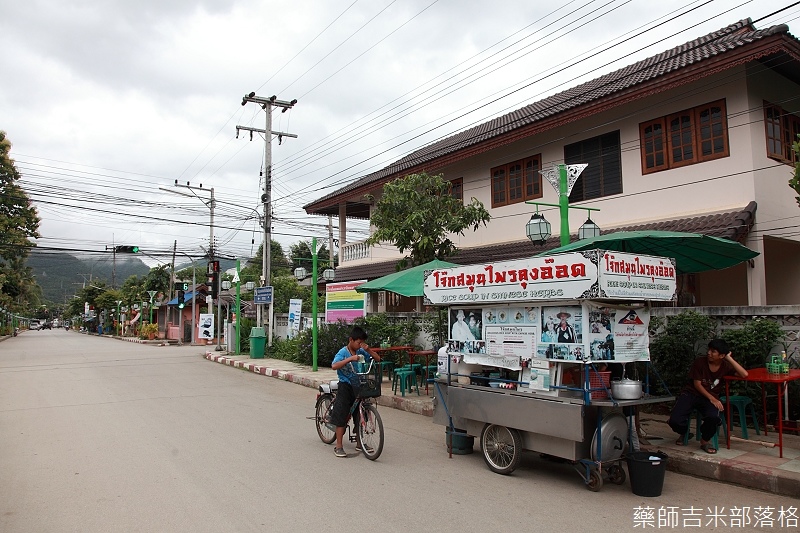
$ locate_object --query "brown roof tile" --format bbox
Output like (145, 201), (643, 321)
(307, 19), (792, 212)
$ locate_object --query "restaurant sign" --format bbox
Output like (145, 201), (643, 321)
(598, 251), (676, 301)
(423, 253), (597, 304)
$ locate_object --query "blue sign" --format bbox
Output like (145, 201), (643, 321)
(254, 286), (273, 304)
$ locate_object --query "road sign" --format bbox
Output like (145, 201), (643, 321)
(254, 286), (273, 304)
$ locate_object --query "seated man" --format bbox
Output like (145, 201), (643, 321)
(667, 339), (748, 454)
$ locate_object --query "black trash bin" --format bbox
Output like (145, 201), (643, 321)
(627, 451), (668, 497)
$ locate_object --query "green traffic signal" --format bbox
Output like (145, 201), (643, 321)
(115, 245), (140, 253)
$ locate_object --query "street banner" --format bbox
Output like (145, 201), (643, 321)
(288, 299), (302, 338)
(198, 313), (214, 342)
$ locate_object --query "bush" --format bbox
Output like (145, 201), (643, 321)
(266, 337), (301, 362)
(295, 314), (421, 368)
(647, 311), (715, 395)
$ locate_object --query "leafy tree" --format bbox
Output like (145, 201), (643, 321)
(366, 172), (491, 269)
(243, 240), (291, 279)
(270, 274), (314, 314)
(0, 131), (41, 314)
(289, 240), (334, 272)
(144, 265), (170, 296)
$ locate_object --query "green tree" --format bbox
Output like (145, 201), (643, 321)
(289, 240), (334, 272)
(243, 240), (291, 279)
(0, 131), (41, 314)
(366, 172), (491, 269)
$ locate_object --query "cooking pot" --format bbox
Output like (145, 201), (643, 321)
(610, 378), (643, 400)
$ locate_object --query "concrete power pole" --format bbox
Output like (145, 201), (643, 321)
(238, 92), (297, 346)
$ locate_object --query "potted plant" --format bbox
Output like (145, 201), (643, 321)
(140, 323), (159, 340)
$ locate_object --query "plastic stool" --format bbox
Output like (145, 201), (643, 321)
(683, 409), (719, 449)
(377, 361), (394, 383)
(392, 369), (419, 396)
(720, 395), (760, 439)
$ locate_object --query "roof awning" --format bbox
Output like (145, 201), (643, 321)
(167, 291), (197, 306)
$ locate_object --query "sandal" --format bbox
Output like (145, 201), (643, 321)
(700, 442), (717, 454)
(675, 433), (692, 445)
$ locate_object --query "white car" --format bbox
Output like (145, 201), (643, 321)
(29, 320), (41, 330)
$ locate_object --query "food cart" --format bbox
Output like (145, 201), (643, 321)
(424, 249), (676, 491)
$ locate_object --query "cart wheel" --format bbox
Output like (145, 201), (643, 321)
(586, 469), (603, 492)
(607, 464), (626, 485)
(480, 424), (522, 475)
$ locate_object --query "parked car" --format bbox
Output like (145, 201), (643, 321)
(29, 320), (41, 330)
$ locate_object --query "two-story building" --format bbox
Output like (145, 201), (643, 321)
(304, 18), (800, 310)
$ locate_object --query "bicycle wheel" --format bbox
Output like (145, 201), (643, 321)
(315, 394), (336, 444)
(356, 402), (384, 460)
(480, 424), (522, 475)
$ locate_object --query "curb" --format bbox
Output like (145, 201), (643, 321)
(204, 353), (434, 417)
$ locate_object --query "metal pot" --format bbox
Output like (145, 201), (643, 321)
(611, 378), (643, 400)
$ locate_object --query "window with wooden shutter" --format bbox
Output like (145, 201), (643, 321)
(565, 130), (621, 202)
(489, 155), (542, 208)
(639, 99), (729, 173)
(764, 102), (800, 164)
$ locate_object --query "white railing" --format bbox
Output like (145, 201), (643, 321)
(341, 240), (370, 262)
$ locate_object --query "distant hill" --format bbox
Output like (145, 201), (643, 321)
(26, 251), (150, 304)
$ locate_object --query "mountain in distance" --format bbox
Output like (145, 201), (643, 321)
(26, 251), (150, 304)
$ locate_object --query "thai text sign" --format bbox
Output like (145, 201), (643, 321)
(423, 254), (597, 304)
(325, 280), (367, 323)
(598, 251), (676, 301)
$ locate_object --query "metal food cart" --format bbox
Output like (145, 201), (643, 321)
(424, 249), (676, 491)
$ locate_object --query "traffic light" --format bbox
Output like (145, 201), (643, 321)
(115, 245), (140, 253)
(207, 272), (219, 298)
(174, 282), (188, 309)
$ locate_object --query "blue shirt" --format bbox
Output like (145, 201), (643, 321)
(332, 346), (372, 386)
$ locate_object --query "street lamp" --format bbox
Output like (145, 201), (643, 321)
(293, 236), (334, 372)
(526, 212), (551, 245)
(526, 163), (600, 246)
(116, 300), (122, 337)
(578, 217), (601, 240)
(147, 290), (158, 324)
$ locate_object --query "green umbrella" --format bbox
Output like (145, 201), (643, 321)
(356, 259), (458, 297)
(536, 230), (758, 274)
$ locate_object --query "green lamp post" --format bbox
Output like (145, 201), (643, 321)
(526, 163), (601, 246)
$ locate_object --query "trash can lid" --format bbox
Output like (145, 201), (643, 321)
(249, 327), (266, 337)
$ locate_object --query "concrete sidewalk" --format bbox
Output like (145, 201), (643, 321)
(204, 352), (800, 498)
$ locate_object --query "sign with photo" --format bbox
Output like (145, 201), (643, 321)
(198, 313), (214, 341)
(611, 308), (651, 361)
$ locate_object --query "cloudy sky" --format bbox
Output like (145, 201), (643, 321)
(1, 0), (796, 270)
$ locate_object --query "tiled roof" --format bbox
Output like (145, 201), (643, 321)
(333, 202), (756, 282)
(306, 19), (792, 211)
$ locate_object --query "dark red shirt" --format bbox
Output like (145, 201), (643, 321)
(682, 357), (734, 399)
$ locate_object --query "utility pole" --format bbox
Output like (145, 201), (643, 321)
(238, 92), (297, 346)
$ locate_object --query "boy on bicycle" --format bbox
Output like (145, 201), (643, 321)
(330, 326), (381, 458)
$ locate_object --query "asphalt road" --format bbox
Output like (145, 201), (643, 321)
(0, 330), (795, 532)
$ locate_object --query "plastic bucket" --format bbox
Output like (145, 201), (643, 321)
(446, 428), (474, 455)
(627, 451), (668, 497)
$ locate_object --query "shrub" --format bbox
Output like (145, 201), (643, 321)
(295, 314), (420, 368)
(647, 311), (715, 395)
(266, 336), (301, 362)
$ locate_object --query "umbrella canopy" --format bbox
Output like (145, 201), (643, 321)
(356, 259), (458, 297)
(536, 230), (758, 274)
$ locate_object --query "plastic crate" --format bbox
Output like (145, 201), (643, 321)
(589, 370), (612, 399)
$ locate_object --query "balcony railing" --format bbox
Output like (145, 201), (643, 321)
(341, 240), (370, 262)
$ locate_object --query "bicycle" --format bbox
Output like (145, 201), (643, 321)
(315, 360), (384, 460)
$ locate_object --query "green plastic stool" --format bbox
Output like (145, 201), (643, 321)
(392, 369), (419, 396)
(720, 395), (760, 439)
(683, 409), (719, 449)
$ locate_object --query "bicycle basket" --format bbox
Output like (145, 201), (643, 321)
(357, 364), (381, 398)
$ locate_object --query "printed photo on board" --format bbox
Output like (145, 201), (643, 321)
(542, 305), (582, 344)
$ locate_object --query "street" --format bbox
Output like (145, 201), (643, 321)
(1, 330), (796, 532)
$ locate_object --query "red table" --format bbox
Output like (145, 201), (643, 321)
(408, 350), (437, 395)
(725, 368), (800, 458)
